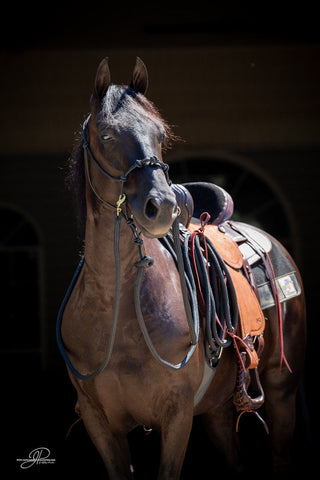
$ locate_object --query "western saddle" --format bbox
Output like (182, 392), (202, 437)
(172, 182), (287, 430)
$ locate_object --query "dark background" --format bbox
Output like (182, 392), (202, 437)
(1, 1), (318, 477)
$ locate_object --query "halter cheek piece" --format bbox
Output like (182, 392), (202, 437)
(82, 115), (171, 215)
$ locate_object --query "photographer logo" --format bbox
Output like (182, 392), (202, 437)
(16, 447), (56, 469)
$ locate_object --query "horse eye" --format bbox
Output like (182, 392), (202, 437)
(101, 134), (112, 142)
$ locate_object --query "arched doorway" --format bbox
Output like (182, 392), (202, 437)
(0, 205), (45, 368)
(169, 155), (297, 256)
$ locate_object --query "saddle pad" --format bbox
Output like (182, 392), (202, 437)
(222, 222), (301, 310)
(223, 221), (272, 265)
(258, 272), (301, 310)
(251, 239), (302, 310)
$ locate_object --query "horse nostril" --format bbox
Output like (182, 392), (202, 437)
(145, 198), (159, 219)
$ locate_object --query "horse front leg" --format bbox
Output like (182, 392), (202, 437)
(76, 393), (134, 480)
(158, 399), (194, 480)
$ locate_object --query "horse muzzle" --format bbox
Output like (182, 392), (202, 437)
(131, 187), (179, 238)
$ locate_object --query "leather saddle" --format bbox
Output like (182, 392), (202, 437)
(172, 181), (266, 356)
(171, 182), (269, 419)
(172, 181), (300, 423)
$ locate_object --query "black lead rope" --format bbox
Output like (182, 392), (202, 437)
(56, 215), (201, 379)
(134, 218), (200, 371)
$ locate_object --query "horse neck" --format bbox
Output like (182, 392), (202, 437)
(84, 202), (138, 283)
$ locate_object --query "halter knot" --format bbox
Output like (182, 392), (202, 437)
(135, 256), (154, 269)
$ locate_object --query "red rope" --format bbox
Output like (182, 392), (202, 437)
(227, 330), (249, 372)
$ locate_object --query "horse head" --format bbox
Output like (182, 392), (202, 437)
(84, 57), (178, 238)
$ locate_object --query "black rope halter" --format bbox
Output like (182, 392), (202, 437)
(82, 115), (171, 215)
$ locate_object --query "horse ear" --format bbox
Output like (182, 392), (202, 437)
(92, 57), (111, 102)
(130, 57), (148, 95)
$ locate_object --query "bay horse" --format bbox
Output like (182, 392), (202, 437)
(58, 57), (306, 479)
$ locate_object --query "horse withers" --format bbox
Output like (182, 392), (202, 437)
(58, 57), (306, 479)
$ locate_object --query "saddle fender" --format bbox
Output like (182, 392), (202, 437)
(188, 223), (265, 362)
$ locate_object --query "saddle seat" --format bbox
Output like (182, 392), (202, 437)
(172, 182), (234, 228)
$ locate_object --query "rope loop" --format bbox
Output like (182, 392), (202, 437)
(199, 211), (211, 231)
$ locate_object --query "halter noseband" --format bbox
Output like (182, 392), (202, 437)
(82, 115), (171, 214)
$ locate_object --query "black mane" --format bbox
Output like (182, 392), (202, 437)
(66, 133), (86, 236)
(66, 85), (176, 237)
